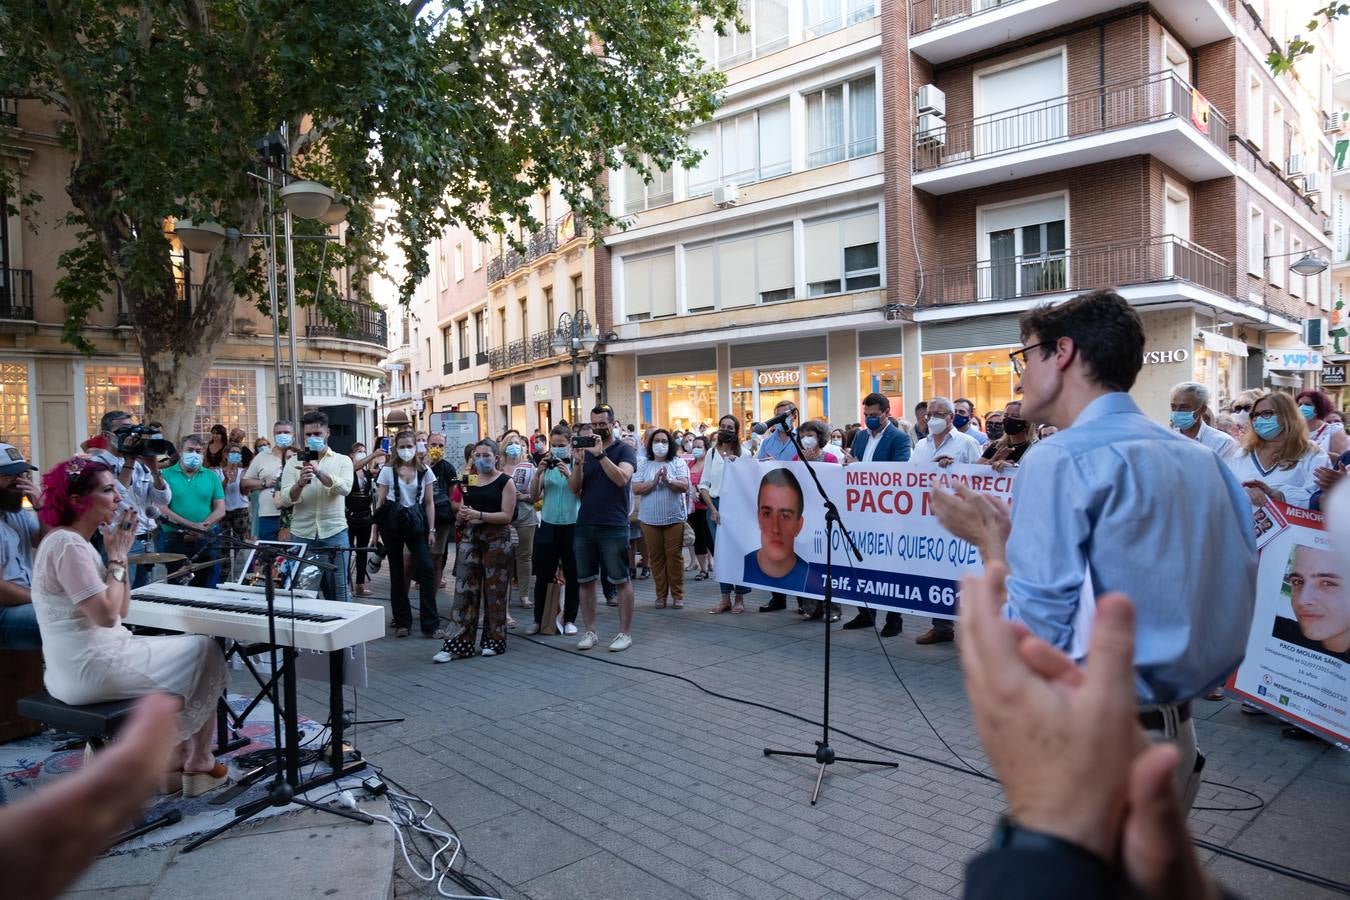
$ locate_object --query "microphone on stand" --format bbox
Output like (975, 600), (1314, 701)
(753, 410), (797, 435)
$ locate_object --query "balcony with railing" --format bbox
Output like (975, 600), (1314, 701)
(304, 298), (388, 349)
(0, 98), (16, 128)
(0, 268), (34, 320)
(913, 71), (1233, 194)
(918, 235), (1230, 308)
(908, 0), (1232, 64)
(487, 329), (563, 373)
(487, 215), (588, 284)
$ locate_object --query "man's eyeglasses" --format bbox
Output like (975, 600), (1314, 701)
(1232, 404), (1252, 413)
(1009, 341), (1053, 376)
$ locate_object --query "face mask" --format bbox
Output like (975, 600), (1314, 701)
(682, 441), (693, 451)
(864, 415), (883, 431)
(305, 436), (324, 452)
(397, 447), (416, 462)
(474, 457), (494, 473)
(256, 444), (270, 453)
(829, 439), (843, 449)
(800, 435), (819, 450)
(535, 441), (546, 453)
(692, 448), (705, 460)
(1002, 416), (1028, 436)
(986, 422), (1005, 441)
(719, 429), (736, 443)
(551, 447), (569, 460)
(652, 443), (669, 458)
(226, 452), (242, 465)
(415, 440), (427, 453)
(1298, 404), (1316, 421)
(152, 433), (165, 441)
(274, 433), (293, 448)
(928, 417), (950, 435)
(593, 424), (611, 439)
(1232, 410), (1250, 427)
(953, 414), (971, 430)
(1253, 417), (1283, 441)
(181, 451), (203, 470)
(505, 444), (523, 458)
(1170, 410), (1197, 430)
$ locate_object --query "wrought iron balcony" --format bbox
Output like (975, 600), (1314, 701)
(914, 71), (1232, 181)
(0, 268), (33, 320)
(486, 329), (563, 373)
(304, 298), (388, 348)
(487, 215), (589, 283)
(919, 234), (1230, 307)
(527, 228), (557, 260)
(911, 0), (1028, 35)
(486, 256), (505, 283)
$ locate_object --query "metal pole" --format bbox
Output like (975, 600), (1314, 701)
(265, 165), (285, 423)
(283, 204), (302, 424)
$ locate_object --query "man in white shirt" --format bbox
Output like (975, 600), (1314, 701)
(277, 411), (353, 603)
(1169, 382), (1238, 461)
(954, 398), (988, 446)
(911, 396), (982, 646)
(242, 420), (296, 541)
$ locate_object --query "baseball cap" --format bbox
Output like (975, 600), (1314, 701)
(0, 443), (37, 476)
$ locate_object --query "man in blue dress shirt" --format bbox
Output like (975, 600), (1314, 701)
(933, 290), (1256, 812)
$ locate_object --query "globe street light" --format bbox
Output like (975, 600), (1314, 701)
(551, 310), (598, 423)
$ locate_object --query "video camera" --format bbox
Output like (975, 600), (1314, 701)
(114, 425), (176, 458)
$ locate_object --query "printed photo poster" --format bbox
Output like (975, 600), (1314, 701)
(234, 540), (309, 590)
(713, 461), (1016, 619)
(1228, 502), (1350, 749)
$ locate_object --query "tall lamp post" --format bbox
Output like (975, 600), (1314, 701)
(550, 310), (598, 424)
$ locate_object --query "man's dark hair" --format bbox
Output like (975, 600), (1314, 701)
(914, 401), (928, 415)
(954, 397), (975, 414)
(550, 423), (572, 438)
(591, 403), (615, 422)
(758, 467), (804, 516)
(101, 410), (131, 434)
(300, 410), (329, 428)
(861, 392), (890, 413)
(1020, 290), (1144, 393)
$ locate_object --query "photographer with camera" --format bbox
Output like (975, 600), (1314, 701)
(277, 411), (353, 603)
(527, 424), (581, 635)
(101, 413), (174, 587)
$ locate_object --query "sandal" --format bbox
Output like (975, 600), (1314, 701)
(672, 601), (684, 609)
(731, 597), (745, 614)
(183, 762), (229, 798)
(709, 597), (732, 614)
(655, 599), (667, 609)
(694, 572), (710, 581)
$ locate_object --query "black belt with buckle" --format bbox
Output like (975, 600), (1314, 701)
(1138, 701), (1191, 731)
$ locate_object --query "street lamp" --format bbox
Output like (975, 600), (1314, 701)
(551, 310), (598, 423)
(1266, 249), (1331, 278)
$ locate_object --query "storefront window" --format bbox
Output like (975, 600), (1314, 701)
(1194, 348), (1241, 411)
(859, 357), (903, 418)
(0, 362), (31, 461)
(921, 350), (1018, 415)
(728, 364), (831, 430)
(85, 365), (145, 437)
(640, 372), (718, 430)
(86, 366), (259, 439)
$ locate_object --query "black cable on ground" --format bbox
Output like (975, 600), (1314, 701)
(514, 631), (1350, 896)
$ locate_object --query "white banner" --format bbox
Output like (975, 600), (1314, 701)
(713, 461), (1016, 618)
(1228, 502), (1350, 748)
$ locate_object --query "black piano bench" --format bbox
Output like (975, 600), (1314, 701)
(17, 691), (139, 752)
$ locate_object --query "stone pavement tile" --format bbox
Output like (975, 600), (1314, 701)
(1220, 808), (1350, 891)
(414, 771), (525, 828)
(726, 873), (788, 900)
(772, 871), (834, 899)
(520, 850), (697, 900)
(67, 848), (168, 892)
(1206, 856), (1346, 900)
(457, 808), (603, 884)
(64, 887), (155, 900)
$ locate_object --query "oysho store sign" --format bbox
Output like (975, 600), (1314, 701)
(757, 369), (801, 387)
(1265, 350), (1323, 372)
(1142, 348), (1190, 364)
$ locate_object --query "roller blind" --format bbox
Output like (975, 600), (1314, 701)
(758, 101), (791, 177)
(804, 220), (841, 283)
(756, 229), (794, 294)
(650, 253), (676, 317)
(624, 256), (652, 319)
(685, 245), (717, 310)
(842, 210), (879, 249)
(687, 125), (718, 195)
(720, 237), (756, 308)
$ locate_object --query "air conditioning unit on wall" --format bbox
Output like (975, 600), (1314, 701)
(916, 114), (946, 147)
(1285, 154), (1305, 177)
(1301, 172), (1320, 195)
(916, 85), (946, 117)
(713, 183), (740, 207)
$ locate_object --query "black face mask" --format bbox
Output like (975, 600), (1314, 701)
(718, 429), (736, 443)
(1003, 416), (1028, 436)
(593, 424), (611, 439)
(986, 422), (1005, 441)
(0, 489), (22, 512)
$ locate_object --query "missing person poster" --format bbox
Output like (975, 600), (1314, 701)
(1228, 502), (1350, 748)
(714, 461), (1015, 618)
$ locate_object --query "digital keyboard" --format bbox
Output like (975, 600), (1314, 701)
(127, 584), (385, 652)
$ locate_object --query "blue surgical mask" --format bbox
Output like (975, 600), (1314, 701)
(274, 433), (293, 448)
(505, 444), (523, 458)
(692, 448), (705, 460)
(953, 414), (971, 430)
(550, 447), (569, 460)
(1298, 404), (1316, 421)
(305, 436), (325, 452)
(474, 457), (494, 473)
(181, 451), (203, 470)
(1170, 411), (1196, 430)
(226, 451), (242, 465)
(865, 415), (883, 431)
(1253, 417), (1283, 440)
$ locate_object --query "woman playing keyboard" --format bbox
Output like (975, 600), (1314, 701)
(30, 457), (229, 797)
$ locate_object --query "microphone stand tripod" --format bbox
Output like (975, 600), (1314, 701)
(761, 421), (897, 804)
(183, 535), (371, 853)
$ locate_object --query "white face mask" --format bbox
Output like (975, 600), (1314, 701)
(928, 417), (950, 435)
(829, 440), (843, 449)
(652, 443), (668, 458)
(415, 440), (427, 454)
(800, 435), (819, 450)
(1232, 410), (1250, 427)
(397, 447), (416, 462)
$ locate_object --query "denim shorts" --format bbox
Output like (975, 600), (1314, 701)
(573, 523), (631, 585)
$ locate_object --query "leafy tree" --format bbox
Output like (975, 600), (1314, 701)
(0, 0), (736, 438)
(1267, 3), (1347, 74)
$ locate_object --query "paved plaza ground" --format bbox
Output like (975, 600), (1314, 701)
(288, 570), (1350, 900)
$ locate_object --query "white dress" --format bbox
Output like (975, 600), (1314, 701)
(31, 528), (226, 740)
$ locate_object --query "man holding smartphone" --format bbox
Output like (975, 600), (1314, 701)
(277, 411), (353, 603)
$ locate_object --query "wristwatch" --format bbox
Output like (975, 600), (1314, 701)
(107, 563), (128, 583)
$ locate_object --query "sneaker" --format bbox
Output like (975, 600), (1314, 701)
(608, 633), (632, 652)
(577, 631), (599, 651)
(555, 614), (565, 633)
(432, 649), (452, 664)
(563, 622), (578, 636)
(506, 615), (517, 629)
(481, 647), (498, 657)
(525, 623), (540, 635)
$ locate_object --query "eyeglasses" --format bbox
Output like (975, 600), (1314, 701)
(1009, 340), (1053, 376)
(1232, 404), (1252, 413)
(1252, 410), (1278, 421)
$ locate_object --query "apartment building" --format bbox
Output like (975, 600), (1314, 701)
(1330, 63), (1350, 402)
(595, 0), (1340, 430)
(0, 99), (388, 468)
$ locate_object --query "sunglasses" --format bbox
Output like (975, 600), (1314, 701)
(1232, 404), (1251, 413)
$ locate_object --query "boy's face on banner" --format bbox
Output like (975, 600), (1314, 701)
(757, 484), (804, 563)
(1290, 545), (1350, 650)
